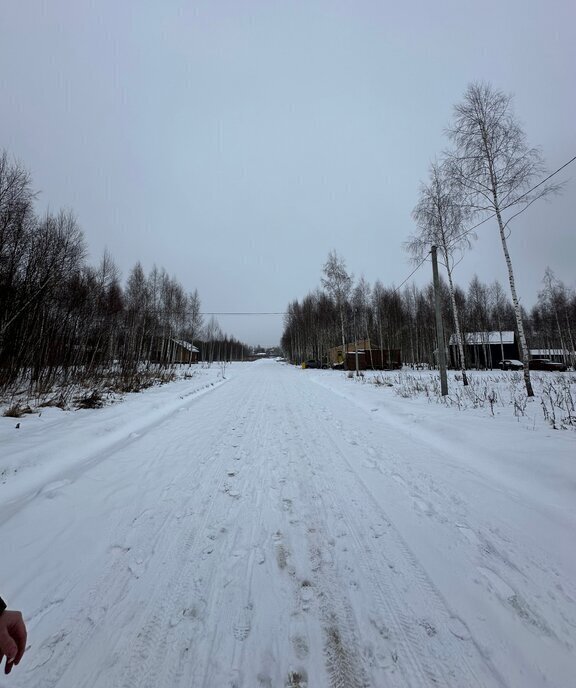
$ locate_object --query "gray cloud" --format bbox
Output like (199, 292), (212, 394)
(2, 0), (574, 345)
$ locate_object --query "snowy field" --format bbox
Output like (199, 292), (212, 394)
(1, 360), (575, 687)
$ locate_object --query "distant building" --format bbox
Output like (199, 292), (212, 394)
(149, 339), (199, 364)
(529, 349), (573, 364)
(448, 331), (519, 369)
(328, 339), (401, 370)
(171, 339), (200, 364)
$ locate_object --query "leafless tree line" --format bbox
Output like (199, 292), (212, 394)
(283, 82), (571, 385)
(0, 150), (249, 402)
(407, 82), (564, 395)
(281, 256), (575, 370)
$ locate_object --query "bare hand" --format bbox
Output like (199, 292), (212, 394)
(0, 611), (27, 674)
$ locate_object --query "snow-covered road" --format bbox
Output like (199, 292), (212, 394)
(1, 361), (575, 687)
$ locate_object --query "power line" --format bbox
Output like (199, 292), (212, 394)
(386, 153), (575, 295)
(446, 153), (576, 249)
(392, 252), (431, 294)
(143, 156), (576, 320)
(514, 154), (576, 204)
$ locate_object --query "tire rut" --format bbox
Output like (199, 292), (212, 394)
(285, 389), (508, 687)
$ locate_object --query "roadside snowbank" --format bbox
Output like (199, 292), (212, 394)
(0, 365), (249, 507)
(1, 360), (574, 687)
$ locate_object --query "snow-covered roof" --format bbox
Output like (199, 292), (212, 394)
(530, 349), (571, 356)
(171, 339), (199, 353)
(449, 331), (515, 346)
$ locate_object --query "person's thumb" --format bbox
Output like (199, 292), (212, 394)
(0, 628), (17, 661)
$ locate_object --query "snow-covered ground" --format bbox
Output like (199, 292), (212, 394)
(1, 361), (575, 687)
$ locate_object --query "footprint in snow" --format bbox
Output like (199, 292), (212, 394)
(169, 603), (205, 627)
(419, 619), (437, 637)
(299, 580), (314, 612)
(40, 479), (72, 498)
(478, 566), (554, 635)
(448, 616), (471, 640)
(109, 542), (131, 552)
(456, 523), (481, 547)
(128, 558), (145, 578)
(286, 669), (308, 687)
(30, 630), (70, 669)
(233, 604), (253, 641)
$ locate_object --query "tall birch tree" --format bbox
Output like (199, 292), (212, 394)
(447, 82), (560, 397)
(321, 251), (352, 358)
(407, 161), (472, 385)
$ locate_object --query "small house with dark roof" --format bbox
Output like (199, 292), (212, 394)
(449, 331), (519, 369)
(149, 339), (199, 364)
(170, 339), (200, 364)
(328, 339), (401, 370)
(530, 349), (574, 365)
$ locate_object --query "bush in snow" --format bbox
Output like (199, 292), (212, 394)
(355, 369), (576, 431)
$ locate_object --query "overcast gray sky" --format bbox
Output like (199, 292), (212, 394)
(2, 0), (575, 346)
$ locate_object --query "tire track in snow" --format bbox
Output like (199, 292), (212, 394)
(197, 377), (284, 688)
(20, 380), (262, 688)
(0, 375), (230, 528)
(338, 396), (576, 659)
(12, 362), (569, 686)
(117, 391), (268, 688)
(265, 393), (370, 688)
(285, 383), (508, 687)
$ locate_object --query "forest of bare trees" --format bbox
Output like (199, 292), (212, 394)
(281, 254), (575, 371)
(282, 83), (574, 377)
(0, 150), (249, 405)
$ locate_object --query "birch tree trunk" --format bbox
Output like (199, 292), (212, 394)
(444, 258), (469, 385)
(493, 202), (534, 396)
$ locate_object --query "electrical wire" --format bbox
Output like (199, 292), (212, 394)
(152, 156), (575, 318)
(445, 154), (576, 250)
(392, 251), (431, 294)
(383, 154), (575, 296)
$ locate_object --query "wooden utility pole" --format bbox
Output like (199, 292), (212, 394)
(353, 308), (360, 376)
(431, 246), (448, 396)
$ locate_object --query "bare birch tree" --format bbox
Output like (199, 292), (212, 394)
(489, 280), (515, 362)
(407, 161), (472, 384)
(540, 268), (574, 368)
(446, 82), (560, 396)
(321, 250), (352, 359)
(184, 288), (203, 362)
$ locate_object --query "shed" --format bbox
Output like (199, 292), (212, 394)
(448, 331), (518, 369)
(530, 349), (573, 364)
(170, 339), (200, 364)
(330, 339), (401, 370)
(148, 339), (199, 364)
